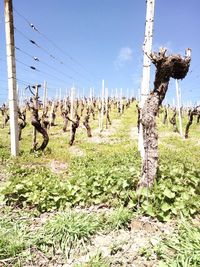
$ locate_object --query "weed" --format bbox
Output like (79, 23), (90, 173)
(105, 206), (133, 231)
(0, 217), (30, 260)
(36, 211), (102, 257)
(157, 219), (200, 266)
(74, 252), (110, 267)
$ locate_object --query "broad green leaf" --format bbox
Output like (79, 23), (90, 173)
(137, 187), (148, 197)
(158, 261), (168, 267)
(163, 188), (175, 199)
(145, 206), (155, 216)
(161, 203), (171, 212)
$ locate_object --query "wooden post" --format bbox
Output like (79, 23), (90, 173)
(120, 88), (123, 114)
(43, 81), (47, 110)
(64, 97), (67, 111)
(100, 80), (105, 132)
(138, 0), (155, 158)
(98, 96), (101, 131)
(77, 88), (80, 99)
(22, 86), (26, 104)
(19, 85), (23, 107)
(65, 88), (68, 98)
(115, 88), (119, 110)
(82, 88), (85, 99)
(16, 83), (19, 106)
(32, 85), (40, 145)
(176, 80), (183, 137)
(34, 85), (39, 109)
(70, 87), (75, 138)
(4, 0), (19, 156)
(105, 87), (108, 128)
(59, 88), (62, 106)
(89, 87), (92, 107)
(51, 101), (55, 116)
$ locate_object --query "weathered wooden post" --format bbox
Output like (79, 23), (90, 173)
(98, 96), (101, 131)
(70, 86), (75, 139)
(100, 80), (105, 132)
(59, 88), (62, 107)
(138, 0), (155, 158)
(32, 84), (40, 148)
(120, 88), (123, 114)
(89, 87), (93, 107)
(105, 87), (108, 128)
(43, 81), (47, 110)
(175, 80), (183, 137)
(4, 0), (19, 156)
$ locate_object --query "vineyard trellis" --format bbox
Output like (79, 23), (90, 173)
(1, 0), (197, 192)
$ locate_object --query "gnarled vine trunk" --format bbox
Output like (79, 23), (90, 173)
(18, 109), (26, 140)
(139, 48), (191, 188)
(83, 115), (92, 137)
(41, 108), (50, 130)
(197, 114), (200, 124)
(68, 115), (80, 146)
(170, 108), (179, 133)
(0, 105), (9, 128)
(162, 106), (168, 124)
(185, 106), (200, 138)
(62, 111), (69, 132)
(31, 107), (49, 151)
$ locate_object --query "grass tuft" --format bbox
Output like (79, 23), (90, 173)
(36, 211), (102, 257)
(157, 219), (200, 266)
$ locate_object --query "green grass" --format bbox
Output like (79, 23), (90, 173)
(1, 103), (200, 218)
(74, 252), (110, 267)
(1, 144), (140, 211)
(157, 219), (200, 267)
(105, 206), (133, 231)
(0, 102), (200, 264)
(36, 211), (102, 256)
(35, 206), (134, 258)
(0, 206), (133, 265)
(0, 217), (30, 260)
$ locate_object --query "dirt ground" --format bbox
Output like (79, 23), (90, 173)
(9, 207), (174, 267)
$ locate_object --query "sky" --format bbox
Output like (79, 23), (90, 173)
(0, 0), (200, 105)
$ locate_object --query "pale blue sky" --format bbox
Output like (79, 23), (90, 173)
(0, 0), (199, 105)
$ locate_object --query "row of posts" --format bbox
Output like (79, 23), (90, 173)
(3, 0), (184, 156)
(3, 0), (126, 156)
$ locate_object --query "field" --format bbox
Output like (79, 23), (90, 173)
(0, 102), (200, 267)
